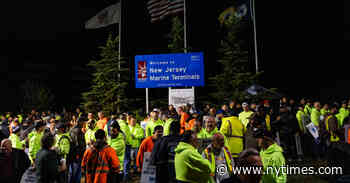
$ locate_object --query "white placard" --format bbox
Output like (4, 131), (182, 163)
(306, 123), (319, 139)
(140, 152), (156, 183)
(169, 88), (195, 109)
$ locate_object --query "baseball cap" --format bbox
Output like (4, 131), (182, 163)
(242, 102), (249, 107)
(152, 108), (160, 112)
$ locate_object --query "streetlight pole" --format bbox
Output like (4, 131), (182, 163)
(251, 0), (259, 73)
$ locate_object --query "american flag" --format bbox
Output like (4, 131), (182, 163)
(147, 0), (184, 23)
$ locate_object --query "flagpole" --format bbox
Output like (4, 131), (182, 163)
(118, 0), (124, 113)
(252, 0), (259, 73)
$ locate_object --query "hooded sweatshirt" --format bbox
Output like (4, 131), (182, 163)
(174, 142), (213, 183)
(260, 143), (287, 183)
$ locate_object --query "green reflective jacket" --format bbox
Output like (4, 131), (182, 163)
(118, 120), (132, 145)
(260, 143), (287, 183)
(55, 132), (70, 159)
(85, 128), (96, 146)
(304, 104), (312, 116)
(29, 131), (44, 162)
(163, 118), (175, 136)
(195, 128), (207, 139)
(174, 142), (213, 183)
(296, 110), (306, 133)
(145, 119), (164, 137)
(108, 133), (125, 171)
(203, 127), (219, 139)
(9, 133), (25, 150)
(129, 124), (144, 148)
(311, 108), (321, 127)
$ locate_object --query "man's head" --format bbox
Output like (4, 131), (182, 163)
(289, 99), (295, 105)
(55, 122), (66, 134)
(314, 102), (321, 110)
(342, 101), (347, 108)
(88, 112), (94, 120)
(256, 106), (266, 117)
(128, 115), (136, 126)
(152, 125), (163, 140)
(193, 119), (202, 132)
(242, 102), (249, 112)
(237, 148), (263, 181)
(0, 139), (12, 153)
(330, 104), (338, 114)
(300, 98), (306, 105)
(110, 121), (121, 138)
(98, 111), (104, 119)
(222, 104), (228, 111)
(76, 108), (81, 113)
(229, 100), (236, 108)
(181, 130), (198, 148)
(151, 111), (159, 121)
(35, 120), (46, 132)
(250, 103), (257, 112)
(87, 120), (96, 130)
(161, 111), (169, 121)
(169, 120), (180, 135)
(41, 132), (55, 150)
(209, 108), (216, 116)
(177, 106), (184, 115)
(119, 113), (127, 121)
(253, 127), (274, 150)
(323, 103), (329, 110)
(212, 133), (225, 151)
(94, 129), (107, 143)
(281, 97), (288, 103)
(205, 116), (216, 132)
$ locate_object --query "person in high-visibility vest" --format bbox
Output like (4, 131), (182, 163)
(238, 102), (254, 128)
(202, 133), (234, 183)
(84, 120), (97, 148)
(204, 116), (220, 139)
(9, 126), (25, 150)
(54, 123), (71, 160)
(145, 110), (164, 137)
(193, 118), (206, 139)
(325, 104), (340, 143)
(107, 120), (125, 180)
(29, 121), (46, 164)
(220, 115), (244, 158)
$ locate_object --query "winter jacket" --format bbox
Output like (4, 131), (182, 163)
(118, 120), (132, 145)
(296, 109), (307, 133)
(238, 111), (254, 128)
(29, 131), (44, 162)
(129, 124), (144, 148)
(81, 143), (120, 183)
(311, 108), (321, 127)
(35, 148), (60, 183)
(163, 118), (175, 136)
(145, 119), (164, 137)
(174, 142), (213, 183)
(151, 134), (182, 183)
(260, 143), (287, 183)
(107, 133), (125, 171)
(220, 116), (244, 157)
(9, 133), (25, 150)
(136, 136), (155, 170)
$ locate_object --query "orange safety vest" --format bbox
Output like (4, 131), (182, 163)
(81, 145), (120, 183)
(347, 128), (350, 144)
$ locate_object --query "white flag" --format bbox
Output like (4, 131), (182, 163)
(85, 3), (120, 29)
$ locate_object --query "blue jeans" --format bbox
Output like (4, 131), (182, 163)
(130, 147), (138, 172)
(68, 161), (81, 183)
(123, 145), (131, 180)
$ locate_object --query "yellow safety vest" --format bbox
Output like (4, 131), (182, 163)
(265, 115), (271, 132)
(220, 116), (244, 157)
(326, 115), (340, 142)
(204, 146), (233, 174)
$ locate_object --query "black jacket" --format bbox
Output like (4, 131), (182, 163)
(151, 135), (182, 183)
(35, 149), (60, 183)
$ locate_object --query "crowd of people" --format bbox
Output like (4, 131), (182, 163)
(0, 97), (349, 183)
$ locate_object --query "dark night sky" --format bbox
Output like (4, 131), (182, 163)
(0, 0), (346, 111)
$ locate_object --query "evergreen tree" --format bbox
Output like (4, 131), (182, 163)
(81, 34), (129, 114)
